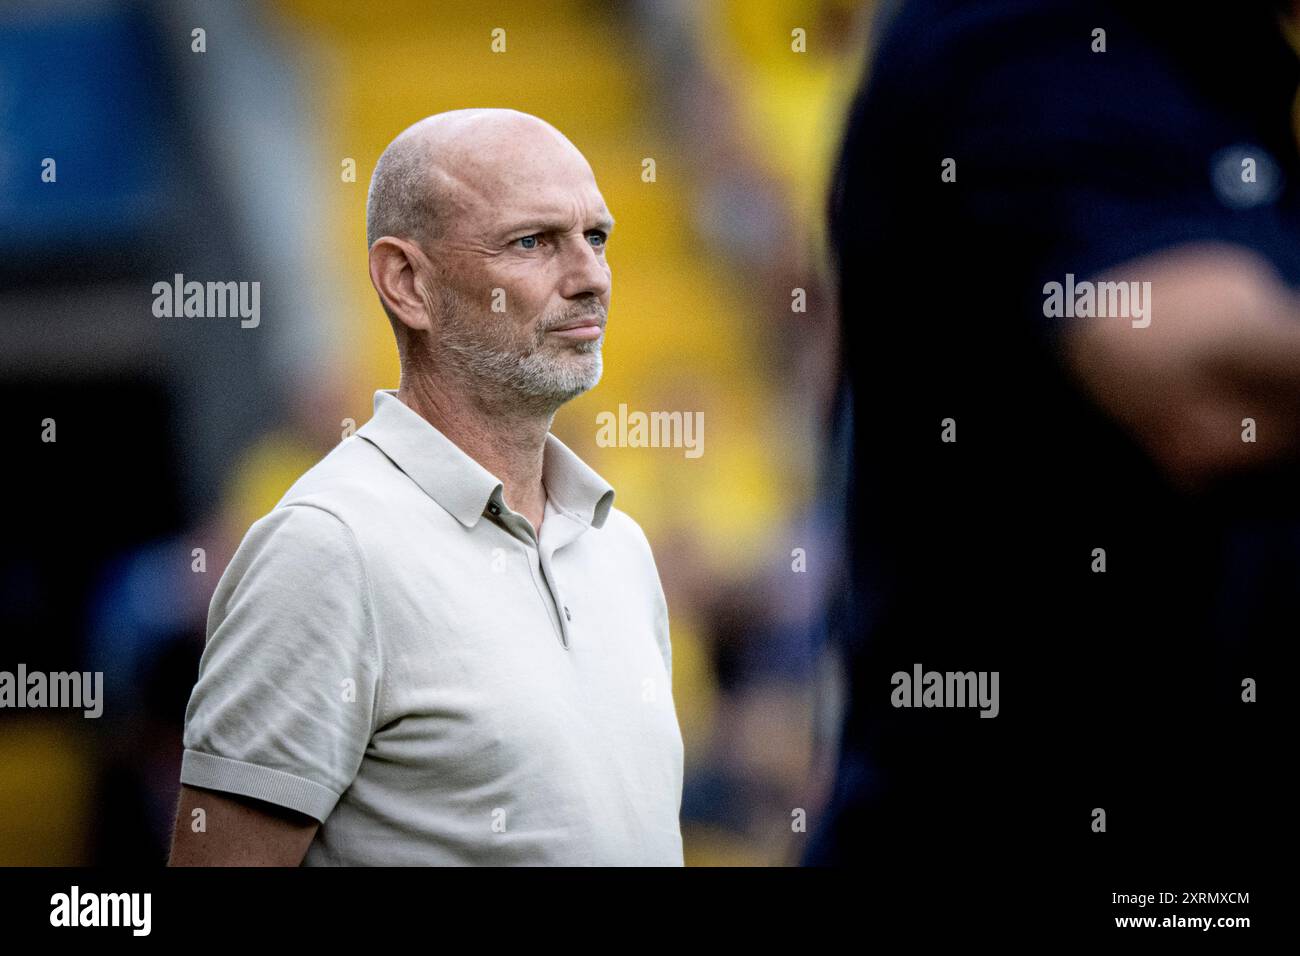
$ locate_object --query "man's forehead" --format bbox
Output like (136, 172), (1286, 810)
(489, 183), (612, 229)
(390, 111), (611, 237)
(439, 159), (611, 234)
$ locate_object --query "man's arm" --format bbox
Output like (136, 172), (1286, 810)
(174, 504), (378, 865)
(167, 784), (320, 866)
(1063, 243), (1300, 489)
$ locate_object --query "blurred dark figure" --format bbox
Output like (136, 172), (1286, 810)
(807, 0), (1299, 884)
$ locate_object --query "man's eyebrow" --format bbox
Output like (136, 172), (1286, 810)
(499, 213), (615, 237)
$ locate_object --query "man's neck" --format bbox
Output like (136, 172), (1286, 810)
(397, 373), (553, 536)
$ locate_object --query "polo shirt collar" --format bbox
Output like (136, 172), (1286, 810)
(356, 389), (615, 531)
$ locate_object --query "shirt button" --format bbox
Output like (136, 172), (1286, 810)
(487, 503), (500, 516)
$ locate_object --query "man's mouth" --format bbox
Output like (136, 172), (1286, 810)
(546, 318), (605, 341)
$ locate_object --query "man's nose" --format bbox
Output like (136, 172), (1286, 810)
(557, 236), (611, 300)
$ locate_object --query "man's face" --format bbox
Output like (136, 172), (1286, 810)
(419, 124), (614, 412)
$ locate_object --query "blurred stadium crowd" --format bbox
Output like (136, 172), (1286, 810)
(0, 0), (870, 865)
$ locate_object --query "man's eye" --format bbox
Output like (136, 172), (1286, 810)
(516, 235), (540, 250)
(586, 231), (607, 248)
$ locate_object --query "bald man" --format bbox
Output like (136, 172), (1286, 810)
(169, 110), (685, 866)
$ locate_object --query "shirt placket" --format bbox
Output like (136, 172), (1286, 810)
(487, 499), (575, 649)
(537, 507), (589, 650)
(537, 548), (573, 649)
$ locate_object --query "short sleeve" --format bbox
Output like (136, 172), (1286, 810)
(949, 8), (1298, 339)
(847, 2), (1275, 351)
(180, 503), (381, 823)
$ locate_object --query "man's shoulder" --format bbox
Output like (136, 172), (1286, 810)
(224, 434), (426, 572)
(598, 503), (644, 537)
(215, 436), (408, 599)
(272, 433), (416, 519)
(595, 506), (659, 566)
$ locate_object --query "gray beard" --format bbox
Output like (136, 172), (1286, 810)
(434, 286), (604, 415)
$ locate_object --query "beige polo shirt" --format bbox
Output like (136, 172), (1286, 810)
(180, 389), (684, 865)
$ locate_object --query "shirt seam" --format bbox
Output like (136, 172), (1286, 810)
(629, 517), (673, 680)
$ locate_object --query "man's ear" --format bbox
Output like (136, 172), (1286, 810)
(369, 237), (435, 332)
